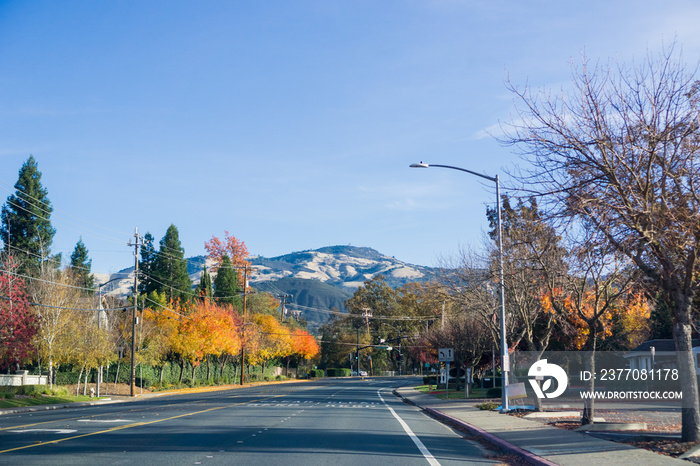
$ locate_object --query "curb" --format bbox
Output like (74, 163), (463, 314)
(423, 407), (558, 466)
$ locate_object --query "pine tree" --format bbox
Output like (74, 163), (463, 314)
(69, 238), (94, 293)
(0, 156), (57, 276)
(138, 232), (157, 295)
(152, 224), (192, 303)
(213, 254), (240, 308)
(197, 266), (213, 302)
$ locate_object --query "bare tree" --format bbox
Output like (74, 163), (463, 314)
(503, 45), (700, 441)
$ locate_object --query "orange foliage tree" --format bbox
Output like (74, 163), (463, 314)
(163, 299), (243, 384)
(204, 231), (250, 282)
(288, 328), (319, 376)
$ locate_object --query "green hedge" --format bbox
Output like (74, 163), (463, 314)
(486, 387), (502, 398)
(53, 360), (283, 388)
(326, 368), (351, 377)
(308, 369), (325, 378)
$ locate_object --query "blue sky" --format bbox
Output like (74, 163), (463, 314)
(1, 1), (699, 274)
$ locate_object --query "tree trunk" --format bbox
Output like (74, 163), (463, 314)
(114, 363), (120, 393)
(76, 366), (84, 396)
(673, 317), (700, 442)
(48, 359), (54, 388)
(581, 349), (596, 425)
(192, 363), (197, 382)
(178, 360), (185, 384)
(83, 369), (89, 396)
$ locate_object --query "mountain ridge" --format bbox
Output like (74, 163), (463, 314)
(94, 245), (436, 330)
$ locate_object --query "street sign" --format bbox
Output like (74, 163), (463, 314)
(438, 348), (454, 362)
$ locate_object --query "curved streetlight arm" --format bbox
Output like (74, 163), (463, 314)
(409, 162), (496, 183)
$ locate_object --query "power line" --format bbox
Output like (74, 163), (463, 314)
(0, 294), (132, 312)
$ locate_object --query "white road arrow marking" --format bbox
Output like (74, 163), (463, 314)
(9, 429), (77, 434)
(77, 419), (133, 423)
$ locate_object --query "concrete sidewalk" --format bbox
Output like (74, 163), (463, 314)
(394, 387), (687, 466)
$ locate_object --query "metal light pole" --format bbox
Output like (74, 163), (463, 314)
(410, 162), (509, 411)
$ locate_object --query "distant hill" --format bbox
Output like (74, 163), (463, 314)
(96, 245), (436, 332)
(249, 245), (434, 289)
(253, 277), (353, 332)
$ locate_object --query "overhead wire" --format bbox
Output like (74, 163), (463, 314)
(0, 294), (133, 312)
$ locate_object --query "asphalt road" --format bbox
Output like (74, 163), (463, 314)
(0, 377), (498, 465)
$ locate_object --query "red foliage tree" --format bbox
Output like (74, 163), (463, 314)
(0, 256), (37, 371)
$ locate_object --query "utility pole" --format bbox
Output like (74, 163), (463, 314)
(356, 326), (360, 375)
(97, 288), (102, 397)
(278, 293), (292, 322)
(127, 228), (141, 397)
(441, 301), (445, 330)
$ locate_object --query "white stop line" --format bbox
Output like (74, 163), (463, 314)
(377, 389), (440, 466)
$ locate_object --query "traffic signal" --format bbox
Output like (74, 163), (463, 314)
(354, 351), (359, 360)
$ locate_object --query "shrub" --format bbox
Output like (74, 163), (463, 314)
(3, 392), (14, 399)
(476, 402), (500, 411)
(308, 369), (325, 378)
(423, 376), (437, 385)
(16, 385), (43, 396)
(486, 387), (502, 398)
(326, 368), (351, 377)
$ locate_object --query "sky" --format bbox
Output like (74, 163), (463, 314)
(1, 1), (699, 274)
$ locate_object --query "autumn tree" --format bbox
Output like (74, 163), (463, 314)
(486, 196), (567, 357)
(0, 156), (57, 276)
(204, 231), (250, 280)
(287, 328), (320, 376)
(423, 311), (490, 395)
(0, 254), (37, 372)
(504, 46), (700, 440)
(542, 233), (645, 424)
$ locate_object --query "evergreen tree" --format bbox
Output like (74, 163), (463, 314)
(0, 156), (56, 275)
(152, 224), (192, 303)
(69, 238), (94, 293)
(213, 254), (240, 308)
(138, 232), (157, 295)
(197, 266), (213, 302)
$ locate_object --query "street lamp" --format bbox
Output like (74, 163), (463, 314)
(410, 161), (509, 411)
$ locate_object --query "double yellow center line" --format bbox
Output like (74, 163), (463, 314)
(0, 394), (287, 454)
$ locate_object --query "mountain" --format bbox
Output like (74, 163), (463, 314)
(95, 245), (436, 331)
(254, 277), (353, 331)
(249, 245), (433, 290)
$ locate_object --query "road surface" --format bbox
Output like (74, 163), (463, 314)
(0, 377), (498, 465)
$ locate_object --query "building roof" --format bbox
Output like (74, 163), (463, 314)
(631, 339), (700, 352)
